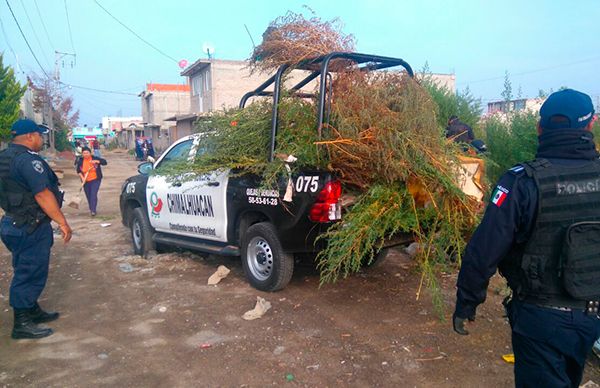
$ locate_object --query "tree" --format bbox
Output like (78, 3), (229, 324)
(419, 70), (482, 133)
(501, 70), (512, 102)
(29, 76), (79, 151)
(0, 53), (27, 142)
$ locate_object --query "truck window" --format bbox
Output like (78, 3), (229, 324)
(156, 139), (194, 169)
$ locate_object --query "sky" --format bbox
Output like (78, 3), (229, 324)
(1, 0), (600, 127)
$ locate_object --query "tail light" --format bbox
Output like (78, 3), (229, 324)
(309, 180), (342, 223)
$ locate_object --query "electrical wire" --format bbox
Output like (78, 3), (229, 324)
(458, 56), (600, 86)
(18, 0), (51, 67)
(63, 0), (76, 53)
(93, 0), (178, 64)
(33, 0), (54, 50)
(59, 81), (138, 96)
(4, 0), (49, 78)
(0, 12), (18, 60)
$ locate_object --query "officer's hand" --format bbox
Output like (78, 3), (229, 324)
(452, 313), (475, 335)
(60, 223), (72, 243)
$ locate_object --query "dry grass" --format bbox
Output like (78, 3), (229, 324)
(249, 10), (355, 74)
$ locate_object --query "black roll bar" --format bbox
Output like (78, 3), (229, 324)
(238, 52), (414, 162)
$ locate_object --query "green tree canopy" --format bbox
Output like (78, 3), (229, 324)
(418, 67), (482, 132)
(0, 53), (26, 142)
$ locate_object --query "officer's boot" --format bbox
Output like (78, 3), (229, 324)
(29, 302), (59, 324)
(11, 309), (53, 339)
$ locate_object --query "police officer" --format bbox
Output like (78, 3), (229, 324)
(453, 89), (600, 387)
(446, 115), (475, 144)
(0, 119), (72, 339)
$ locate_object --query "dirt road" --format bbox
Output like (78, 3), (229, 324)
(1, 150), (599, 387)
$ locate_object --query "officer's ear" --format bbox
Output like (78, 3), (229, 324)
(585, 115), (597, 132)
(537, 122), (543, 136)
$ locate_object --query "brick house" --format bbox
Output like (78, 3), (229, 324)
(139, 83), (190, 151)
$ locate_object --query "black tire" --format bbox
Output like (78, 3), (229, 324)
(131, 207), (155, 256)
(241, 222), (293, 291)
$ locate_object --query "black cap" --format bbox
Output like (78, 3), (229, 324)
(539, 89), (595, 130)
(11, 119), (49, 137)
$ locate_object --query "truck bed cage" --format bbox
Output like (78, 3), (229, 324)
(239, 52), (414, 162)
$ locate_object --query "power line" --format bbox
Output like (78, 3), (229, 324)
(93, 0), (178, 64)
(63, 0), (76, 53)
(5, 0), (49, 78)
(33, 0), (54, 50)
(18, 0), (51, 67)
(59, 81), (138, 96)
(0, 12), (18, 60)
(459, 56), (600, 86)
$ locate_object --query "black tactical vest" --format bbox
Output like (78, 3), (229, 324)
(0, 146), (50, 227)
(503, 159), (600, 304)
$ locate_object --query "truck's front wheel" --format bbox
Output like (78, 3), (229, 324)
(131, 207), (155, 257)
(242, 222), (293, 291)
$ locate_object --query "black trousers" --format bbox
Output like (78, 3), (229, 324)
(0, 217), (53, 309)
(508, 300), (600, 388)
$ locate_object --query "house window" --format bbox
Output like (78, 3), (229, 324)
(192, 74), (203, 97)
(514, 100), (526, 111)
(204, 70), (211, 92)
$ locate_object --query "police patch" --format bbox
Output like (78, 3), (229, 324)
(491, 185), (509, 207)
(509, 165), (524, 173)
(32, 160), (44, 174)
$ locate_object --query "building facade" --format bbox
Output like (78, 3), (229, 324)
(487, 97), (544, 115)
(101, 116), (143, 149)
(139, 83), (191, 151)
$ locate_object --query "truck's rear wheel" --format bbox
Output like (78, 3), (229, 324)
(131, 207), (154, 256)
(242, 222), (293, 291)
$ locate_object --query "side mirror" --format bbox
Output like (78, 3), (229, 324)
(138, 162), (154, 175)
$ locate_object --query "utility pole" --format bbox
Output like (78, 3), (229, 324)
(49, 51), (76, 152)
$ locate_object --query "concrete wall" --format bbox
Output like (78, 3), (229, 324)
(170, 120), (195, 141)
(141, 91), (190, 129)
(427, 73), (456, 93)
(19, 87), (43, 123)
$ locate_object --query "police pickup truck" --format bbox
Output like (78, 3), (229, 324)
(119, 52), (414, 291)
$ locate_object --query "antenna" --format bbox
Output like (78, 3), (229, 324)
(244, 24), (256, 49)
(202, 42), (215, 59)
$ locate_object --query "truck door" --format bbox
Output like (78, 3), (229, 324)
(163, 169), (228, 242)
(146, 138), (194, 233)
(147, 137), (228, 242)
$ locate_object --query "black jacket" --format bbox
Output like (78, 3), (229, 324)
(455, 157), (599, 318)
(446, 119), (474, 143)
(75, 156), (107, 180)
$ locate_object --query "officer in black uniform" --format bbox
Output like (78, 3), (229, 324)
(453, 89), (600, 387)
(0, 119), (72, 339)
(446, 115), (475, 144)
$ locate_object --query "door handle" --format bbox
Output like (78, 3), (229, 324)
(207, 181), (220, 187)
(172, 181), (182, 187)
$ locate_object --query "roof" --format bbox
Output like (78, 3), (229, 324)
(164, 112), (212, 122)
(145, 83), (190, 92)
(180, 58), (247, 77)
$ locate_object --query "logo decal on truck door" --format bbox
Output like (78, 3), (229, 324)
(150, 192), (163, 217)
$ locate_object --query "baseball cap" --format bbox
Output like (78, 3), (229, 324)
(11, 119), (49, 137)
(539, 89), (595, 130)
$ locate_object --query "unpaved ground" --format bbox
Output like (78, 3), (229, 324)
(1, 149), (599, 387)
